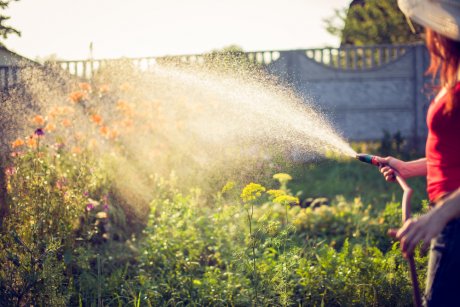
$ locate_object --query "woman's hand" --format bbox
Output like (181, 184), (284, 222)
(388, 209), (448, 258)
(375, 156), (407, 182)
(374, 156), (427, 182)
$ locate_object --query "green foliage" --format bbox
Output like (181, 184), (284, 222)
(0, 145), (105, 305)
(324, 0), (423, 45)
(288, 155), (426, 210)
(0, 137), (429, 305)
(0, 0), (20, 41)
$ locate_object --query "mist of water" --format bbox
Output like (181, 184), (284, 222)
(1, 61), (356, 210)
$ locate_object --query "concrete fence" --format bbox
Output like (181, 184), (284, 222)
(1, 43), (431, 149)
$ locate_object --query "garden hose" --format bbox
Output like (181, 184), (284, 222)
(355, 154), (422, 307)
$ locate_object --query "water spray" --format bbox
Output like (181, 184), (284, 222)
(355, 153), (422, 307)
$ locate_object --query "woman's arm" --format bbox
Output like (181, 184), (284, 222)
(389, 187), (460, 258)
(375, 157), (427, 181)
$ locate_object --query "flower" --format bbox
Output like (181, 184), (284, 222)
(47, 107), (60, 119)
(62, 119), (72, 127)
(79, 82), (92, 92)
(116, 100), (133, 116)
(56, 177), (67, 190)
(44, 123), (56, 132)
(267, 189), (286, 199)
(99, 125), (109, 136)
(90, 114), (103, 125)
(272, 195), (299, 206)
(71, 146), (82, 154)
(273, 173), (292, 183)
(11, 138), (25, 148)
(86, 203), (95, 212)
(32, 115), (45, 126)
(108, 129), (118, 140)
(5, 166), (16, 176)
(99, 84), (109, 94)
(240, 183), (266, 203)
(69, 91), (86, 103)
(221, 181), (235, 194)
(96, 212), (108, 219)
(10, 151), (23, 158)
(54, 142), (65, 151)
(26, 136), (37, 148)
(34, 128), (45, 137)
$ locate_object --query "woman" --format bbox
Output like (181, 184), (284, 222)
(377, 0), (460, 305)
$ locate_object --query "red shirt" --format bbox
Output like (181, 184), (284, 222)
(426, 83), (460, 201)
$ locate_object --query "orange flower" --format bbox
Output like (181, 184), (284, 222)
(90, 114), (103, 125)
(32, 115), (45, 126)
(44, 123), (56, 132)
(62, 119), (72, 127)
(99, 84), (109, 94)
(116, 100), (133, 116)
(71, 146), (82, 154)
(108, 129), (118, 140)
(79, 82), (92, 92)
(69, 91), (86, 103)
(99, 125), (109, 136)
(48, 107), (60, 119)
(27, 136), (37, 148)
(11, 138), (25, 148)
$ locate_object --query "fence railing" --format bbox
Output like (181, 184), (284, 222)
(54, 43), (417, 78)
(304, 44), (410, 70)
(0, 43), (421, 87)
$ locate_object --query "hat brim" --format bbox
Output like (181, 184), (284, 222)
(398, 0), (460, 41)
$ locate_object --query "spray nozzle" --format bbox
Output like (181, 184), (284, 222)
(355, 153), (380, 166)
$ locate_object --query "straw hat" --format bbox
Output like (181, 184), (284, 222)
(398, 0), (460, 41)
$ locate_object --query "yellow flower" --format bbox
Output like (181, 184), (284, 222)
(240, 183), (266, 203)
(273, 173), (292, 183)
(221, 181), (235, 194)
(272, 195), (299, 206)
(267, 189), (286, 199)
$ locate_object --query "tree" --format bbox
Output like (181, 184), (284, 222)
(324, 0), (423, 46)
(0, 0), (20, 42)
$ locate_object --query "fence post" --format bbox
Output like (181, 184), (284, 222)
(413, 43), (429, 151)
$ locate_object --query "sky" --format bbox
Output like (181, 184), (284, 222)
(4, 0), (350, 61)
